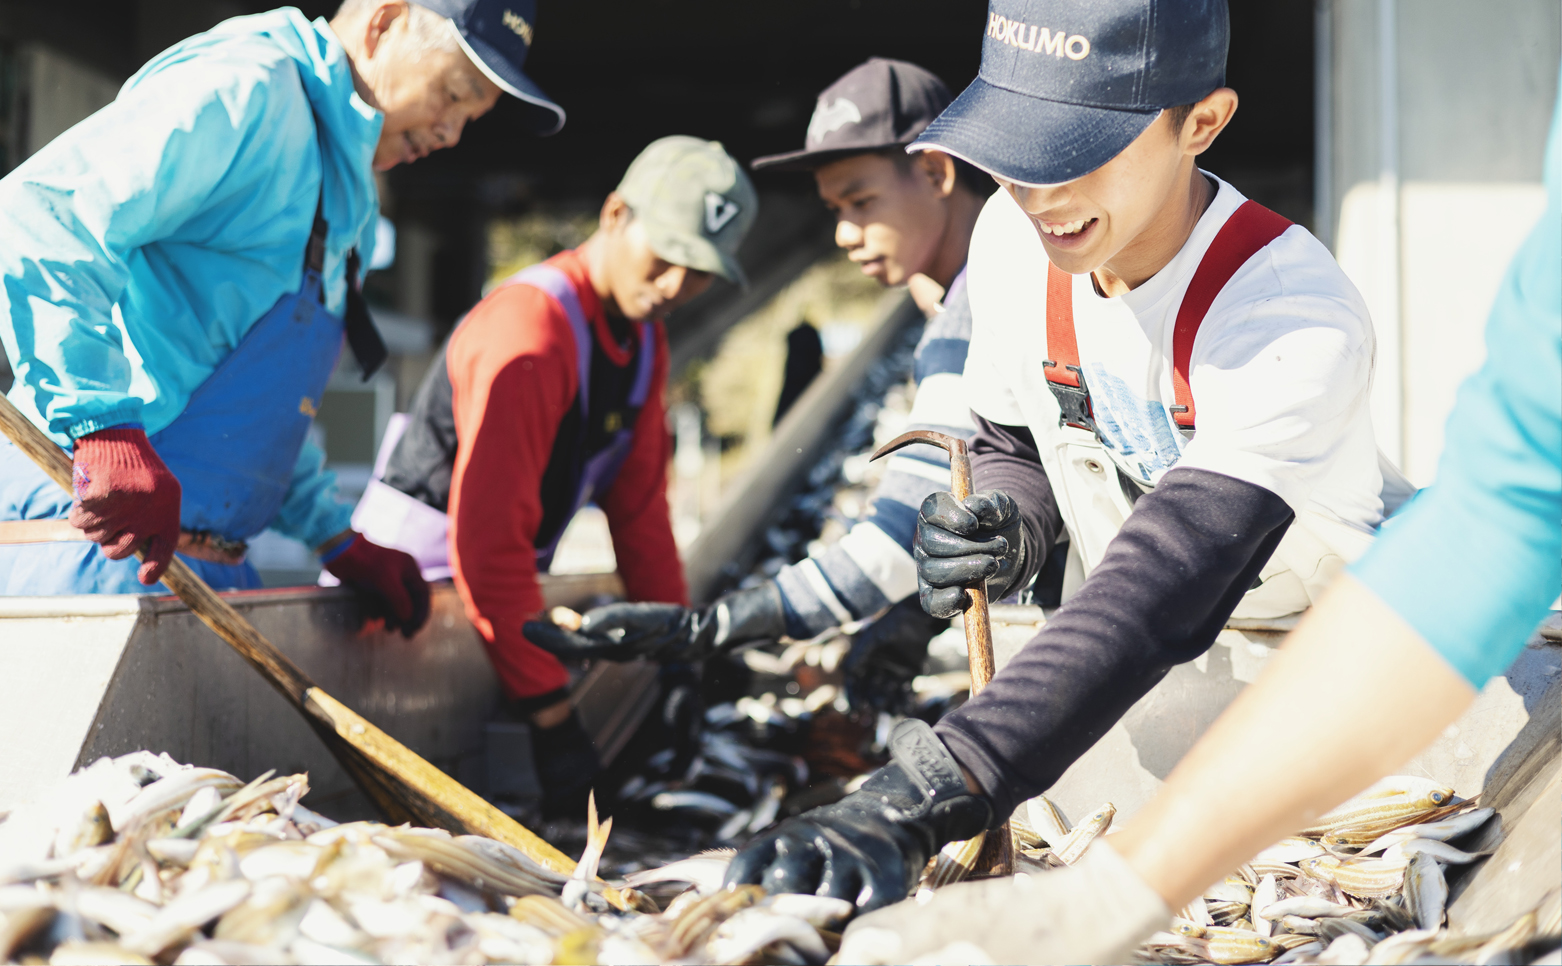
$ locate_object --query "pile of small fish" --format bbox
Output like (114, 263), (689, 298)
(0, 752), (853, 965)
(1103, 775), (1559, 965)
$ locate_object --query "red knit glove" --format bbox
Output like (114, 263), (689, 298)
(323, 534), (431, 637)
(68, 427), (182, 585)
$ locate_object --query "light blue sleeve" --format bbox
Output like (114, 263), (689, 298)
(1350, 81), (1562, 687)
(270, 435), (354, 552)
(0, 53), (274, 441)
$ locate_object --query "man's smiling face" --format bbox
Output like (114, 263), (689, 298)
(996, 110), (1190, 277)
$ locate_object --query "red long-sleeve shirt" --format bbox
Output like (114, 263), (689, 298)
(445, 249), (688, 699)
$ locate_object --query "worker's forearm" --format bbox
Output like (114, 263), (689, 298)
(1107, 573), (1477, 910)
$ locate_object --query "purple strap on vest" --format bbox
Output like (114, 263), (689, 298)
(510, 264), (655, 412)
(505, 263), (657, 569)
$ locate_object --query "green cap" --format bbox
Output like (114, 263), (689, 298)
(616, 136), (758, 286)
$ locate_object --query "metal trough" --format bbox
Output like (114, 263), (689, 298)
(0, 574), (623, 819)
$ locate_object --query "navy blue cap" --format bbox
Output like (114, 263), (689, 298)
(416, 0), (565, 136)
(911, 0), (1228, 185)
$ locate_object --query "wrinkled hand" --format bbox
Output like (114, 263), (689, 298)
(724, 720), (992, 911)
(914, 489), (1024, 619)
(68, 427), (182, 585)
(523, 583), (786, 664)
(324, 534), (431, 637)
(836, 843), (1173, 965)
(843, 595), (948, 713)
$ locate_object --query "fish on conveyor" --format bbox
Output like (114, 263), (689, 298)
(624, 849), (734, 895)
(1132, 776), (1530, 966)
(1299, 853), (1407, 899)
(649, 790), (741, 818)
(1203, 925), (1280, 964)
(1025, 795), (1073, 847)
(1053, 801), (1115, 865)
(1297, 777), (1455, 842)
(1382, 837), (1492, 864)
(920, 832), (988, 893)
(1251, 873), (1278, 937)
(1354, 806), (1494, 856)
(1402, 851), (1447, 931)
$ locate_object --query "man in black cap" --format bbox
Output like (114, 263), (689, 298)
(727, 0), (1411, 949)
(523, 58), (995, 716)
(0, 0), (562, 618)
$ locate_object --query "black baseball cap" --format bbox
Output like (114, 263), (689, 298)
(417, 0), (565, 136)
(911, 0), (1228, 186)
(751, 58), (953, 171)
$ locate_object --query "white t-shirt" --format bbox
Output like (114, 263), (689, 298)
(964, 174), (1389, 550)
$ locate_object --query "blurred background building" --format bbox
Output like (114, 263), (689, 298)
(0, 0), (1555, 583)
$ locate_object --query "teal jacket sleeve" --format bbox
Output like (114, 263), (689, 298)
(1350, 82), (1562, 687)
(270, 435), (354, 552)
(0, 54), (276, 441)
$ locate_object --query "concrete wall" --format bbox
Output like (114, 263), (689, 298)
(1323, 0), (1559, 484)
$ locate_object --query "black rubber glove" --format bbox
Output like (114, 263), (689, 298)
(724, 719), (994, 910)
(843, 595), (948, 713)
(522, 582), (786, 663)
(915, 489), (1025, 619)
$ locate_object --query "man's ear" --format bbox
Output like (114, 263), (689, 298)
(600, 192), (631, 232)
(916, 151), (958, 198)
(1183, 88), (1239, 157)
(362, 1), (409, 59)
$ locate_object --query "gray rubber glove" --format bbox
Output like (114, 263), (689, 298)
(836, 842), (1174, 965)
(914, 489), (1026, 618)
(724, 719), (994, 910)
(522, 582), (786, 663)
(843, 595), (948, 713)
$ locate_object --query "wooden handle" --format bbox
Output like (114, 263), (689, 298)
(948, 446), (1010, 875)
(0, 396), (319, 699)
(948, 451), (996, 694)
(0, 399), (73, 491)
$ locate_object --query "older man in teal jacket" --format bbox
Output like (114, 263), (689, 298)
(0, 1), (562, 634)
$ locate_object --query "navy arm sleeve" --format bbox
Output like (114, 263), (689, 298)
(968, 413), (1065, 596)
(935, 466), (1294, 818)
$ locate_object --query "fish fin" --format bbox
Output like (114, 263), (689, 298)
(573, 806), (612, 882)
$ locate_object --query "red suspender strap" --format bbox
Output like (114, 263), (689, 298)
(1042, 263), (1100, 433)
(1169, 200), (1293, 428)
(1043, 263), (1080, 387)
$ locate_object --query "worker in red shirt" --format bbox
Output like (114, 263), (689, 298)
(350, 136), (757, 815)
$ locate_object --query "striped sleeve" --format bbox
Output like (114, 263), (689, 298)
(775, 275), (977, 638)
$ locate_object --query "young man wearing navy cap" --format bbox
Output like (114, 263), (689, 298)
(520, 58), (994, 716)
(728, 0), (1413, 930)
(0, 1), (560, 626)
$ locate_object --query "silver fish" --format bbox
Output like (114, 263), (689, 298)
(1355, 806), (1495, 856)
(1316, 916), (1381, 944)
(706, 907), (829, 964)
(624, 849), (733, 895)
(121, 878), (251, 956)
(649, 790), (740, 817)
(1251, 873), (1278, 937)
(1271, 940), (1324, 964)
(1383, 837), (1490, 864)
(1258, 896), (1357, 920)
(1402, 851), (1446, 931)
